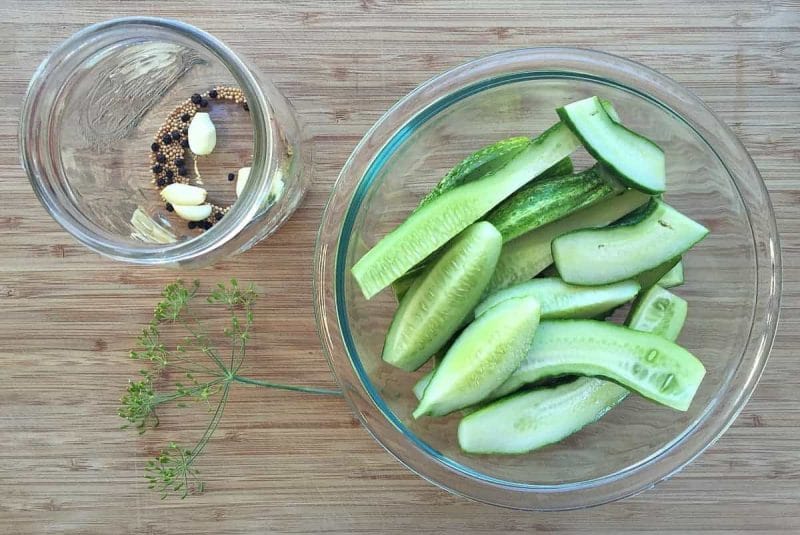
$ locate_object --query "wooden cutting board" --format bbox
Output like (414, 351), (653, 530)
(1, 1), (798, 533)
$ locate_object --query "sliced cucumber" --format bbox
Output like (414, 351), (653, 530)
(557, 96), (666, 194)
(487, 189), (651, 293)
(658, 260), (685, 288)
(627, 285), (688, 342)
(412, 369), (435, 400)
(415, 136), (530, 211)
(475, 277), (640, 320)
(352, 122), (580, 299)
(413, 296), (541, 418)
(391, 157), (575, 302)
(458, 377), (628, 454)
(383, 222), (502, 371)
(552, 200), (708, 286)
(492, 320), (704, 411)
(486, 164), (624, 242)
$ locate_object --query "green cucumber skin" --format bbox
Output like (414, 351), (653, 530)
(634, 256), (682, 290)
(557, 96), (666, 195)
(627, 285), (688, 342)
(475, 277), (640, 320)
(487, 189), (651, 294)
(352, 122), (580, 299)
(391, 156), (575, 302)
(416, 136), (530, 212)
(458, 377), (628, 454)
(462, 284), (690, 455)
(486, 165), (625, 242)
(493, 320), (704, 411)
(383, 222), (502, 372)
(413, 296), (541, 418)
(658, 260), (685, 288)
(552, 200), (709, 286)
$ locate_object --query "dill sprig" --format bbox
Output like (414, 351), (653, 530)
(119, 279), (340, 499)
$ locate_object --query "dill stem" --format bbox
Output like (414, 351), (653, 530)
(231, 375), (341, 396)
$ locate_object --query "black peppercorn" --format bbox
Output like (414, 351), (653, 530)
(165, 203), (174, 212)
(181, 139), (189, 148)
(199, 99), (209, 108)
(215, 212), (223, 221)
(227, 172), (235, 181)
(165, 169), (174, 179)
(180, 113), (191, 122)
(151, 142), (160, 152)
(162, 134), (172, 145)
(188, 221), (197, 229)
(165, 177), (174, 185)
(178, 166), (187, 177)
(190, 93), (202, 105)
(156, 178), (166, 188)
(152, 164), (162, 174)
(174, 157), (185, 167)
(243, 102), (249, 112)
(181, 127), (188, 135)
(201, 221), (212, 230)
(209, 89), (218, 99)
(171, 130), (181, 141)
(156, 153), (166, 164)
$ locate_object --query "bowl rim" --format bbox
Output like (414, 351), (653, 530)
(314, 47), (782, 510)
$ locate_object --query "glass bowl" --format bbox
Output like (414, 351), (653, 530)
(314, 48), (781, 510)
(20, 17), (311, 266)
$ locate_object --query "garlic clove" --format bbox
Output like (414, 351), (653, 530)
(267, 175), (285, 204)
(173, 203), (213, 222)
(235, 166), (251, 198)
(187, 112), (216, 155)
(160, 183), (207, 206)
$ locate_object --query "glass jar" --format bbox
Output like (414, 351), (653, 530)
(20, 17), (311, 266)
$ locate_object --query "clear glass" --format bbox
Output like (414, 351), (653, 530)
(20, 17), (311, 266)
(315, 48), (781, 510)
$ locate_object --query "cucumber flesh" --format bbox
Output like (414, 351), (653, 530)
(552, 200), (708, 286)
(353, 122), (580, 299)
(627, 285), (688, 342)
(412, 369), (434, 400)
(658, 260), (685, 288)
(475, 277), (640, 320)
(413, 296), (541, 418)
(416, 136), (530, 211)
(463, 283), (690, 454)
(458, 377), (628, 454)
(492, 320), (704, 411)
(391, 157), (575, 302)
(487, 189), (651, 293)
(486, 164), (625, 242)
(383, 222), (502, 371)
(557, 96), (666, 194)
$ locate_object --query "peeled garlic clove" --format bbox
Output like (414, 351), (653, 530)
(235, 166), (251, 198)
(188, 112), (216, 155)
(160, 183), (207, 206)
(267, 175), (285, 203)
(173, 203), (213, 222)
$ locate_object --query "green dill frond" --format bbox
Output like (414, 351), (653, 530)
(119, 378), (159, 432)
(207, 278), (257, 309)
(145, 442), (202, 499)
(154, 280), (199, 323)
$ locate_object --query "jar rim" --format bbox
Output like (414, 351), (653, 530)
(19, 16), (275, 265)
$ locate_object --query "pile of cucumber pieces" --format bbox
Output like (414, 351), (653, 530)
(352, 96), (709, 455)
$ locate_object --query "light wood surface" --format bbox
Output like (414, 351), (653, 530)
(1, 1), (798, 533)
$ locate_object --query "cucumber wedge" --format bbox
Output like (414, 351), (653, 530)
(486, 164), (625, 242)
(557, 96), (666, 194)
(391, 157), (575, 301)
(416, 136), (530, 211)
(634, 256), (681, 290)
(487, 189), (651, 293)
(658, 260), (685, 288)
(462, 282), (689, 454)
(458, 377), (628, 454)
(412, 369), (435, 400)
(492, 320), (704, 411)
(383, 222), (502, 371)
(627, 285), (688, 342)
(552, 200), (708, 286)
(352, 122), (581, 299)
(413, 296), (541, 418)
(475, 277), (640, 320)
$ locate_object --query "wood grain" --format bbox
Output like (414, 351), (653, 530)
(1, 1), (798, 533)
